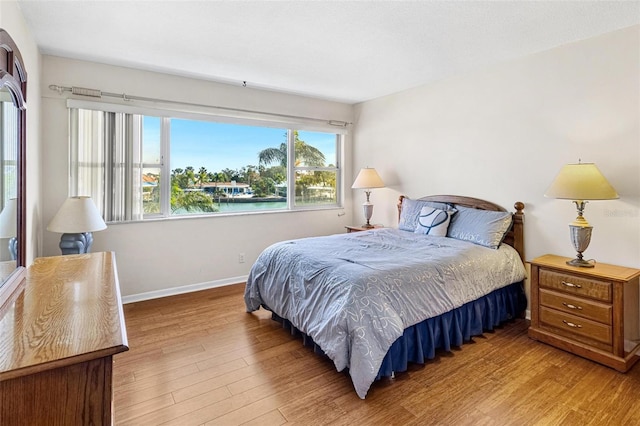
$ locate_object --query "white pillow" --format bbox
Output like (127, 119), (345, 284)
(414, 206), (455, 237)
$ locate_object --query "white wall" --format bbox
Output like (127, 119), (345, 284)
(40, 56), (354, 299)
(29, 18), (640, 302)
(353, 25), (640, 271)
(0, 1), (42, 265)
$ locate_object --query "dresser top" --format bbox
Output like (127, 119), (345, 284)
(0, 252), (128, 381)
(531, 254), (640, 282)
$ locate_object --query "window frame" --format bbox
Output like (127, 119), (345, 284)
(68, 99), (346, 222)
(289, 130), (341, 210)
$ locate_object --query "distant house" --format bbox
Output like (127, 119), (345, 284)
(201, 181), (253, 198)
(142, 174), (158, 201)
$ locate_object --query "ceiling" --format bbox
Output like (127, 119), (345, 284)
(17, 0), (640, 104)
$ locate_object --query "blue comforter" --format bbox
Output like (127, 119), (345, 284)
(244, 228), (526, 398)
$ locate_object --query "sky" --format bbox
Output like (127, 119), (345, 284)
(142, 117), (337, 173)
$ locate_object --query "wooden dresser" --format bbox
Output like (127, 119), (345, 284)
(528, 254), (640, 372)
(0, 252), (128, 425)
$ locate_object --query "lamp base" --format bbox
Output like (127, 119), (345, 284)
(566, 257), (595, 268)
(59, 232), (94, 255)
(362, 202), (374, 228)
(567, 223), (594, 268)
(8, 237), (17, 261)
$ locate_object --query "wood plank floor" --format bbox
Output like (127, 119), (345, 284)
(113, 283), (640, 425)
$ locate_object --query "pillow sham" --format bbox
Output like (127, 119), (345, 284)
(447, 205), (512, 249)
(414, 206), (455, 237)
(398, 198), (455, 232)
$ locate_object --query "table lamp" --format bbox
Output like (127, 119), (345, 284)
(545, 161), (618, 267)
(47, 196), (107, 255)
(0, 198), (17, 260)
(352, 168), (385, 228)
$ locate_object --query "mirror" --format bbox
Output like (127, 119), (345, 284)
(0, 88), (18, 262)
(0, 28), (27, 309)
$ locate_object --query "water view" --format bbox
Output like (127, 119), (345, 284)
(141, 118), (339, 216)
(216, 200), (287, 213)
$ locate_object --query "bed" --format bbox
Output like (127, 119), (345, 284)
(244, 195), (527, 399)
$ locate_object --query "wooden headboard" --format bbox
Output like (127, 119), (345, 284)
(397, 195), (525, 261)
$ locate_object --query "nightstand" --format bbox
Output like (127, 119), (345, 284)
(345, 224), (384, 233)
(528, 254), (640, 372)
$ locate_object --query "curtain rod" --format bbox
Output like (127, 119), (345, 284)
(48, 84), (351, 128)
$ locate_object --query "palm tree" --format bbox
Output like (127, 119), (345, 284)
(258, 131), (325, 168)
(184, 166), (196, 187)
(196, 167), (209, 188)
(171, 168), (189, 189)
(258, 142), (287, 167)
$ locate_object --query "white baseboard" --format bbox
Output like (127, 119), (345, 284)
(625, 339), (640, 354)
(121, 275), (248, 304)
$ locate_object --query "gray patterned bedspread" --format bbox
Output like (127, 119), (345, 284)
(244, 228), (526, 398)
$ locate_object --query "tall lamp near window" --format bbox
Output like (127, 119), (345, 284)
(352, 167), (385, 228)
(545, 161), (618, 268)
(47, 196), (107, 255)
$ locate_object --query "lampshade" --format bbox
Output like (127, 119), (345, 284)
(0, 198), (17, 238)
(352, 168), (385, 189)
(47, 196), (107, 233)
(545, 162), (619, 201)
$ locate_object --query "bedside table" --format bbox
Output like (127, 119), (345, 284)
(345, 224), (384, 233)
(528, 254), (640, 372)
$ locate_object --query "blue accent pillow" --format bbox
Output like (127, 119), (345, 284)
(414, 206), (455, 237)
(398, 198), (455, 232)
(447, 205), (513, 249)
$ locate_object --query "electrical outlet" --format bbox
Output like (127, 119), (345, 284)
(238, 253), (245, 263)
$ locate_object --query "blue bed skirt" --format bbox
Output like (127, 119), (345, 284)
(271, 281), (526, 379)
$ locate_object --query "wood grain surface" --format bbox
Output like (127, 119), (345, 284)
(0, 251), (128, 379)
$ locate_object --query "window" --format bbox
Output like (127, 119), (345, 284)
(69, 106), (342, 222)
(293, 130), (339, 206)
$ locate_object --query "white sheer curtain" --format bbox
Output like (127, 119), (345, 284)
(1, 101), (18, 204)
(69, 108), (143, 222)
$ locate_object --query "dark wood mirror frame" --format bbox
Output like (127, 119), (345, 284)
(0, 28), (27, 311)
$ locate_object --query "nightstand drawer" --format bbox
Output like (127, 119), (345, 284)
(540, 306), (612, 347)
(540, 289), (612, 324)
(539, 269), (611, 302)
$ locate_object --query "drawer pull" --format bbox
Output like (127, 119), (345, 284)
(562, 320), (583, 329)
(561, 281), (582, 289)
(562, 302), (583, 311)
